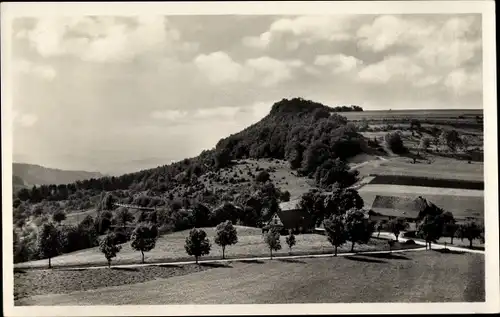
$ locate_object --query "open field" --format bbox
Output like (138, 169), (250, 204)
(342, 109), (483, 120)
(355, 155), (483, 182)
(15, 251), (484, 305)
(15, 227), (413, 269)
(359, 184), (484, 197)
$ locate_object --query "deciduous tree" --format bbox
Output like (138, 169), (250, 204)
(214, 221), (238, 259)
(285, 230), (296, 255)
(387, 217), (409, 241)
(417, 215), (444, 250)
(457, 221), (483, 248)
(115, 207), (134, 228)
(323, 215), (347, 256)
(99, 232), (122, 268)
(36, 222), (66, 268)
(185, 228), (211, 264)
(345, 209), (375, 252)
(130, 223), (158, 263)
(264, 227), (281, 259)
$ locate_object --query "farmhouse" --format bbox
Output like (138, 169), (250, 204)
(365, 195), (427, 223)
(262, 199), (313, 234)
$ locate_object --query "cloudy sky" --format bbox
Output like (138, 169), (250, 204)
(11, 14), (482, 175)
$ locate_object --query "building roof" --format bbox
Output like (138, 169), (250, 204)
(279, 199), (301, 211)
(271, 208), (312, 229)
(365, 193), (483, 221)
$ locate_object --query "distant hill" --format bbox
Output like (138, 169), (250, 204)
(12, 163), (105, 187)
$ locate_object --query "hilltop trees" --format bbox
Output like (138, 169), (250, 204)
(214, 221), (238, 259)
(130, 223), (158, 264)
(324, 215), (347, 256)
(457, 221), (483, 248)
(264, 227), (282, 259)
(185, 228), (211, 264)
(36, 222), (66, 268)
(99, 232), (122, 268)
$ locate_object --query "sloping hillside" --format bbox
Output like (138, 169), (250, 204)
(13, 98), (367, 209)
(13, 163), (105, 186)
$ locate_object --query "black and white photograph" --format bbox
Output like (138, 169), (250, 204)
(2, 1), (498, 315)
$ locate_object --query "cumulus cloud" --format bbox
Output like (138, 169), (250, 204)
(358, 56), (424, 83)
(13, 59), (56, 80)
(13, 111), (38, 127)
(11, 14), (483, 174)
(242, 15), (354, 49)
(194, 51), (248, 85)
(444, 68), (482, 95)
(357, 15), (481, 69)
(21, 16), (193, 63)
(194, 51), (304, 86)
(314, 54), (363, 74)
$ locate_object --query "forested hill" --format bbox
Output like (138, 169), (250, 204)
(214, 98), (366, 175)
(14, 98), (367, 210)
(13, 163), (105, 187)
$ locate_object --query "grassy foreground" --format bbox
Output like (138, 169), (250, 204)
(15, 250), (484, 305)
(15, 227), (417, 269)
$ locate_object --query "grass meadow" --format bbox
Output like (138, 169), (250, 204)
(15, 250), (484, 305)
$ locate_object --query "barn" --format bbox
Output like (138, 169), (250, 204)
(366, 195), (426, 223)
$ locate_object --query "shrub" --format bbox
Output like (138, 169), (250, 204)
(384, 132), (406, 154)
(404, 239), (416, 245)
(280, 190), (291, 202)
(52, 210), (66, 224)
(255, 171), (271, 183)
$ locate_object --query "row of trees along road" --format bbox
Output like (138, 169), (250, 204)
(36, 220), (241, 268)
(374, 208), (484, 250)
